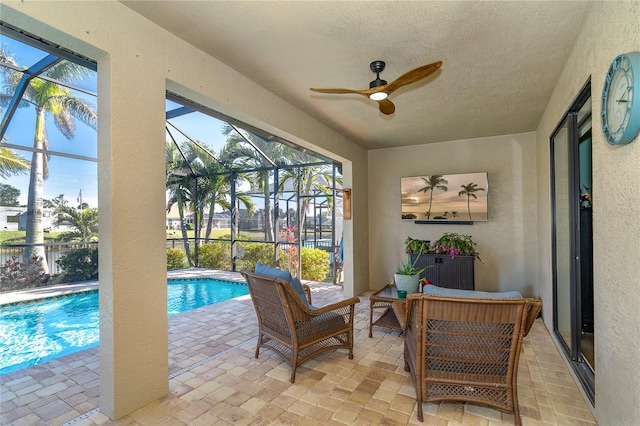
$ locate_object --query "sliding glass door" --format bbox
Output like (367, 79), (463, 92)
(550, 79), (594, 403)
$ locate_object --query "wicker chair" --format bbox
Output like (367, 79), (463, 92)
(241, 271), (360, 383)
(399, 293), (542, 424)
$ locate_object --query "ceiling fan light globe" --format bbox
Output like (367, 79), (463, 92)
(370, 91), (388, 101)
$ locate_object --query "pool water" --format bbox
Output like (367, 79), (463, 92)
(0, 279), (248, 374)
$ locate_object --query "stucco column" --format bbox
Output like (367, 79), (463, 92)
(97, 52), (168, 419)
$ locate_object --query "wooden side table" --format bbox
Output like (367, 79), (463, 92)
(369, 284), (409, 337)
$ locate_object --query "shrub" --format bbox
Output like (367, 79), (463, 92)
(56, 247), (99, 282)
(300, 247), (330, 281)
(167, 248), (186, 270)
(0, 254), (49, 292)
(197, 241), (230, 269)
(237, 242), (274, 271)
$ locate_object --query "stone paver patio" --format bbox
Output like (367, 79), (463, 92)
(0, 269), (596, 425)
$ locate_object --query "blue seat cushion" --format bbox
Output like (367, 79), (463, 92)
(290, 277), (310, 307)
(255, 262), (309, 306)
(422, 285), (522, 299)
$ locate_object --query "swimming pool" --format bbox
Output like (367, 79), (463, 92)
(0, 278), (248, 374)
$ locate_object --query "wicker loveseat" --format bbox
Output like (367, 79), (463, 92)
(399, 288), (542, 424)
(241, 270), (360, 383)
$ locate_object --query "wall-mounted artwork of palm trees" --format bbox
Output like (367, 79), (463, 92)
(401, 172), (488, 222)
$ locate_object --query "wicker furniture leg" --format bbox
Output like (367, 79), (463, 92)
(369, 301), (374, 338)
(254, 331), (261, 358)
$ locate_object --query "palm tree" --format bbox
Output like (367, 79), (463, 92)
(0, 144), (29, 178)
(196, 163), (231, 242)
(166, 140), (254, 266)
(179, 140), (253, 242)
(0, 47), (97, 272)
(54, 205), (98, 241)
(458, 182), (485, 220)
(279, 154), (340, 233)
(220, 124), (285, 241)
(166, 141), (195, 265)
(418, 175), (448, 219)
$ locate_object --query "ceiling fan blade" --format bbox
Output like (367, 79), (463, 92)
(383, 61), (442, 95)
(378, 99), (395, 115)
(310, 87), (370, 95)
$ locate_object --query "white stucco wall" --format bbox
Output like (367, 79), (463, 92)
(0, 0), (369, 419)
(368, 132), (538, 297)
(535, 2), (640, 424)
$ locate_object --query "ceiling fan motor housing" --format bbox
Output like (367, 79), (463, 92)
(369, 60), (387, 88)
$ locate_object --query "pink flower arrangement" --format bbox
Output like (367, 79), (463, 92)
(279, 225), (299, 275)
(429, 233), (481, 262)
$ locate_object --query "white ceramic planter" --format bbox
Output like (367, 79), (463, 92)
(394, 273), (420, 294)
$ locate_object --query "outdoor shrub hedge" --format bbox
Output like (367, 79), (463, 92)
(301, 247), (330, 281)
(236, 242), (274, 271)
(197, 241), (230, 269)
(56, 247), (99, 282)
(192, 240), (330, 282)
(0, 254), (49, 292)
(166, 248), (186, 270)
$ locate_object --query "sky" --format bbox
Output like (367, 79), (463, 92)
(1, 33), (99, 207)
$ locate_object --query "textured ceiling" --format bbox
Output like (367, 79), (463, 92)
(121, 1), (592, 150)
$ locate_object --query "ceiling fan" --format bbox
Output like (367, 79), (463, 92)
(310, 60), (442, 115)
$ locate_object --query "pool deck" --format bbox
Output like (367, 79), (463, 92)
(0, 268), (596, 426)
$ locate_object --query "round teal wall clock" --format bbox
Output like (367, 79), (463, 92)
(601, 52), (640, 145)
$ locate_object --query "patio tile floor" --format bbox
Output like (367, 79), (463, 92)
(0, 270), (596, 425)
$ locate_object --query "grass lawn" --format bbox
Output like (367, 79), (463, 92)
(0, 230), (64, 244)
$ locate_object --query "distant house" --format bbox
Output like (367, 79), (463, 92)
(165, 204), (233, 230)
(0, 206), (24, 230)
(17, 208), (70, 232)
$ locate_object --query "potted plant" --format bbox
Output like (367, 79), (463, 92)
(404, 236), (431, 254)
(430, 232), (481, 262)
(394, 256), (430, 295)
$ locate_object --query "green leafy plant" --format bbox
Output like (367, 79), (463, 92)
(237, 242), (275, 271)
(300, 247), (330, 281)
(197, 241), (230, 269)
(56, 247), (99, 282)
(395, 256), (429, 276)
(404, 236), (431, 254)
(166, 248), (186, 270)
(431, 232), (481, 261)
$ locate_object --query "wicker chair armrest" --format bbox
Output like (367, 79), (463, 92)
(401, 294), (422, 331)
(522, 298), (542, 337)
(403, 294), (542, 336)
(302, 284), (312, 305)
(301, 296), (360, 316)
(392, 301), (408, 330)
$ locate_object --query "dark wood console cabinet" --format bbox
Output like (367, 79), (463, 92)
(409, 254), (475, 290)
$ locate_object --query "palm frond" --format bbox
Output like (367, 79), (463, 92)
(0, 146), (30, 178)
(52, 107), (75, 140)
(56, 95), (97, 129)
(43, 59), (94, 83)
(0, 92), (33, 109)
